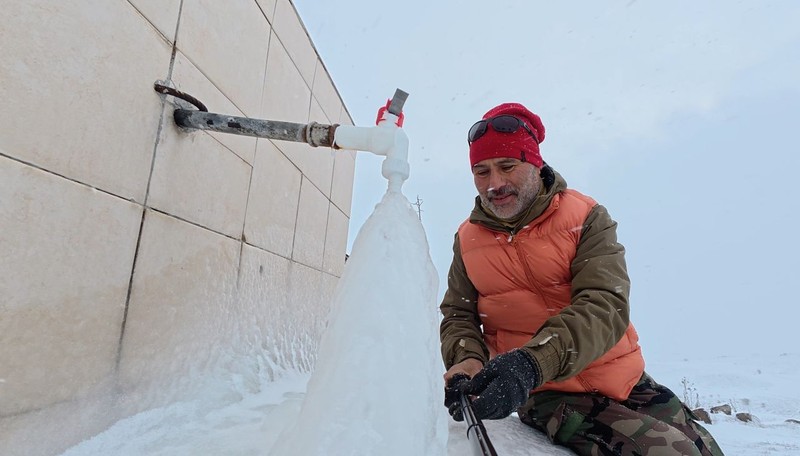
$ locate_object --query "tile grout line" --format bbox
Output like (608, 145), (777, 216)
(237, 146), (257, 280)
(0, 152), (141, 206)
(288, 175), (305, 262)
(147, 207), (242, 243)
(306, 57), (317, 121)
(237, 10), (276, 281)
(238, 236), (340, 279)
(270, 0), (350, 129)
(321, 191), (332, 275)
(176, 50), (251, 118)
(271, 17), (315, 96)
(307, 57), (331, 272)
(175, 1), (277, 120)
(115, 0), (185, 374)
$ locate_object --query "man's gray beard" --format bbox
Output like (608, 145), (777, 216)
(480, 171), (541, 220)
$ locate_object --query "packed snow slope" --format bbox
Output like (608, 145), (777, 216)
(62, 353), (800, 455)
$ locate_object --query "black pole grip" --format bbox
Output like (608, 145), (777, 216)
(460, 393), (498, 456)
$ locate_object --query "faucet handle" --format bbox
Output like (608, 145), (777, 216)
(387, 88), (409, 116)
(375, 88), (409, 127)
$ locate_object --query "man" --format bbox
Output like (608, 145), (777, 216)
(440, 102), (723, 455)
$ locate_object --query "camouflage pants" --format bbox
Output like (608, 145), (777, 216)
(518, 373), (724, 456)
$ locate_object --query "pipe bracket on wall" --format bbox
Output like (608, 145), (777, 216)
(154, 82), (208, 112)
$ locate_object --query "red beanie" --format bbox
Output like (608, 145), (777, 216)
(469, 103), (545, 167)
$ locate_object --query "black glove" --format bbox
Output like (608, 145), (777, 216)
(444, 373), (470, 421)
(461, 349), (542, 420)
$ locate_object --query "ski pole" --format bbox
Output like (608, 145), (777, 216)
(459, 392), (498, 456)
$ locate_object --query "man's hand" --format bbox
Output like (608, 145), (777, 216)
(443, 358), (484, 421)
(444, 373), (470, 420)
(444, 358), (484, 384)
(462, 349), (542, 420)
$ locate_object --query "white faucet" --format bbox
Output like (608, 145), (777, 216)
(332, 105), (410, 193)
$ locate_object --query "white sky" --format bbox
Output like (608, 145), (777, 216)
(293, 0), (800, 361)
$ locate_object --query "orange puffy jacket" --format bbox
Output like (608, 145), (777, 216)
(458, 189), (644, 401)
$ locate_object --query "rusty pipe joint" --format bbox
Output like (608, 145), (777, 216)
(305, 121), (339, 148)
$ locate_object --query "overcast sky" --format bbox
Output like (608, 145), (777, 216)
(292, 1), (800, 361)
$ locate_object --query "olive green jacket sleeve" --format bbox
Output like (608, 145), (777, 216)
(521, 204), (631, 384)
(439, 233), (489, 369)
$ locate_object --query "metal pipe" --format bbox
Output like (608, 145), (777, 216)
(460, 393), (498, 456)
(155, 84), (412, 191)
(172, 109), (337, 147)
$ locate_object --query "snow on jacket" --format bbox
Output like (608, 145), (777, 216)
(439, 170), (645, 401)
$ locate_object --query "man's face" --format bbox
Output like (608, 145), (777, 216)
(472, 158), (541, 220)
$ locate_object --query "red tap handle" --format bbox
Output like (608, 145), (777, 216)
(375, 99), (404, 127)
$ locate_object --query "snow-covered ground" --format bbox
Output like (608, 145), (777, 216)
(61, 189), (800, 455)
(60, 352), (800, 455)
(647, 354), (800, 455)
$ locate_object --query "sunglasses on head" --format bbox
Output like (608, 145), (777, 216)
(467, 115), (539, 145)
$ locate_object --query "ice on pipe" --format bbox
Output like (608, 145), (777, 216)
(270, 191), (448, 455)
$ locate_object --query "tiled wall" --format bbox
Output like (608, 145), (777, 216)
(0, 1), (354, 454)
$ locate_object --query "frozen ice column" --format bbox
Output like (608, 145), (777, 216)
(333, 94), (410, 193)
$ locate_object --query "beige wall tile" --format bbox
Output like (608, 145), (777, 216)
(244, 139), (301, 257)
(236, 244), (291, 377)
(261, 34), (311, 123)
(292, 177), (328, 269)
(270, 138), (333, 200)
(177, 0), (270, 116)
(238, 244), (290, 327)
(330, 150), (356, 217)
(322, 204), (349, 277)
(0, 0), (358, 451)
(312, 59), (344, 125)
(309, 96), (332, 125)
(319, 271), (339, 323)
(272, 0), (318, 87)
(238, 245), (335, 376)
(117, 210), (240, 403)
(0, 1), (171, 202)
(320, 270), (340, 303)
(127, 0), (181, 43)
(262, 38), (335, 198)
(171, 51), (258, 164)
(285, 261), (329, 371)
(0, 156), (141, 415)
(148, 119), (252, 238)
(339, 105), (355, 126)
(0, 384), (119, 456)
(256, 0), (278, 23)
